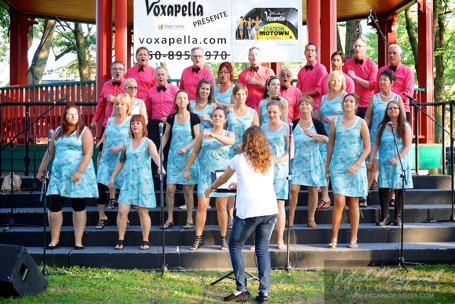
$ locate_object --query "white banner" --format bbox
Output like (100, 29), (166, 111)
(134, 0), (302, 64)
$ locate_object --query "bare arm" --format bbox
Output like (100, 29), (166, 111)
(347, 120), (370, 174)
(363, 95), (375, 126)
(37, 134), (56, 181)
(183, 132), (203, 179)
(108, 143), (126, 188)
(179, 123), (200, 154)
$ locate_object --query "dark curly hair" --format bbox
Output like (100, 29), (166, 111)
(241, 126), (273, 174)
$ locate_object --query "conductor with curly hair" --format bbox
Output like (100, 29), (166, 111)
(205, 126), (278, 303)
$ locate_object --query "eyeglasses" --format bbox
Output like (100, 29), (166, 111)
(127, 86), (138, 90)
(280, 74), (292, 78)
(218, 71), (230, 74)
(112, 67), (125, 71)
(192, 55), (204, 59)
(387, 107), (399, 110)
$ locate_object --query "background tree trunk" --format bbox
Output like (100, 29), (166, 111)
(345, 20), (362, 58)
(434, 0), (445, 143)
(27, 19), (55, 85)
(74, 22), (90, 80)
(405, 7), (419, 75)
(336, 26), (343, 53)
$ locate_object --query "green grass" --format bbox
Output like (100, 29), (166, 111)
(2, 265), (455, 303)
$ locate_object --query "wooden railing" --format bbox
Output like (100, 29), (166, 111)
(1, 81), (97, 144)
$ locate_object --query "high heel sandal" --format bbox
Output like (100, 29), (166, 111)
(106, 198), (117, 210)
(190, 236), (203, 250)
(317, 199), (331, 209)
(220, 236), (228, 250)
(95, 218), (109, 229)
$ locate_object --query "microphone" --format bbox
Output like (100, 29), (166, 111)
(387, 121), (394, 130)
(48, 129), (55, 141)
(368, 8), (373, 22)
(403, 92), (415, 101)
(54, 96), (67, 104)
(55, 16), (66, 31)
(159, 122), (164, 136)
(288, 122), (293, 128)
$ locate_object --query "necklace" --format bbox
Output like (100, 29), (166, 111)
(380, 92), (393, 99)
(198, 101), (208, 107)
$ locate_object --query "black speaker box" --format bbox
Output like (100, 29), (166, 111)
(0, 244), (48, 297)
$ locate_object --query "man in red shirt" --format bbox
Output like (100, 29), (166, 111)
(237, 47), (275, 110)
(320, 51), (355, 96)
(124, 47), (155, 100)
(343, 38), (378, 118)
(296, 43), (328, 118)
(179, 47), (215, 100)
(374, 44), (414, 121)
(90, 60), (126, 133)
(145, 66), (179, 149)
(279, 66), (302, 122)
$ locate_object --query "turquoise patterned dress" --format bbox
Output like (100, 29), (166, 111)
(319, 92), (344, 161)
(131, 98), (143, 115)
(196, 129), (235, 197)
(292, 124), (327, 187)
(215, 85), (234, 104)
(329, 116), (368, 197)
(227, 107), (255, 158)
(47, 127), (98, 198)
(263, 123), (289, 200)
(96, 116), (130, 188)
(369, 93), (399, 159)
(378, 124), (413, 189)
(167, 118), (198, 185)
(190, 100), (213, 131)
(118, 137), (156, 208)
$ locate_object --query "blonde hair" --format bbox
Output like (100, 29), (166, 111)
(112, 94), (132, 117)
(327, 71), (346, 93)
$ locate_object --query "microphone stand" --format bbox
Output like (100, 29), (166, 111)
(40, 129), (54, 276)
(158, 123), (168, 274)
(390, 123), (419, 270)
(285, 122), (293, 273)
(1, 97), (67, 228)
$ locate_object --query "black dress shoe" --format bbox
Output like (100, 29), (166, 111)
(224, 290), (251, 302)
(377, 215), (390, 226)
(394, 216), (402, 226)
(46, 244), (59, 250)
(255, 295), (269, 303)
(74, 246), (84, 250)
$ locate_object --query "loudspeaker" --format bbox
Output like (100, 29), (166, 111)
(0, 244), (48, 297)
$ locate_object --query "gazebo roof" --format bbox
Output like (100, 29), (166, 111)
(0, 0), (415, 25)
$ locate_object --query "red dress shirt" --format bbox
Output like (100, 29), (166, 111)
(296, 61), (328, 109)
(280, 85), (302, 121)
(125, 64), (156, 100)
(237, 66), (275, 110)
(343, 57), (378, 108)
(179, 65), (215, 100)
(145, 83), (179, 119)
(93, 79), (125, 127)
